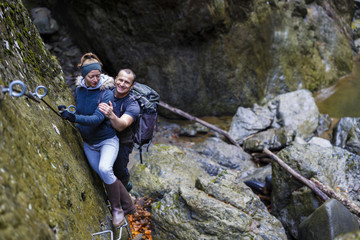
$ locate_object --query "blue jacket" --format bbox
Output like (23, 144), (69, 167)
(74, 74), (116, 144)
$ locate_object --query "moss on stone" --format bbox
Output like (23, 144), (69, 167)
(0, 1), (111, 239)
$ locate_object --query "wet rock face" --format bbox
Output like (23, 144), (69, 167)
(0, 1), (111, 239)
(24, 0), (354, 116)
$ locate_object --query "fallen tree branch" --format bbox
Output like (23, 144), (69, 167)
(310, 178), (360, 218)
(158, 101), (241, 148)
(263, 148), (330, 202)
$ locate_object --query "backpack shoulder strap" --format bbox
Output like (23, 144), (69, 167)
(128, 91), (139, 102)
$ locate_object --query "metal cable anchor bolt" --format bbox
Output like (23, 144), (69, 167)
(1, 80), (26, 99)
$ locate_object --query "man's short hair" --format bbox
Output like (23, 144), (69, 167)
(120, 69), (136, 80)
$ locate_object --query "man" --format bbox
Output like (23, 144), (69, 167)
(99, 69), (140, 192)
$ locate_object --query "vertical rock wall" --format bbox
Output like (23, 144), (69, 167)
(0, 1), (110, 239)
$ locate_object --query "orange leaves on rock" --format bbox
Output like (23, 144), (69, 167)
(128, 197), (153, 240)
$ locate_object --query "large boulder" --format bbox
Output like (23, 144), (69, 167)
(230, 89), (320, 150)
(0, 1), (112, 239)
(332, 117), (360, 155)
(299, 199), (359, 240)
(23, 0), (355, 116)
(130, 144), (287, 239)
(192, 137), (255, 173)
(130, 144), (209, 200)
(228, 104), (274, 144)
(243, 127), (296, 152)
(29, 7), (59, 34)
(271, 89), (320, 139)
(271, 143), (360, 239)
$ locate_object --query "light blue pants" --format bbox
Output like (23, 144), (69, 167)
(83, 136), (119, 184)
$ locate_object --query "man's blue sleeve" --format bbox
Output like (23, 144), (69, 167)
(124, 100), (140, 120)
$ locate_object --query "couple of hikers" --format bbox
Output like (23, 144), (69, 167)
(60, 52), (139, 227)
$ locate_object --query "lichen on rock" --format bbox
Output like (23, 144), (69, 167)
(0, 1), (111, 239)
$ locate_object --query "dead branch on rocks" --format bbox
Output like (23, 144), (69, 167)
(158, 101), (241, 148)
(264, 148), (360, 219)
(310, 178), (360, 218)
(263, 148), (330, 202)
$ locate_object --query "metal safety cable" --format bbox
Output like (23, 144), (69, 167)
(1, 80), (73, 120)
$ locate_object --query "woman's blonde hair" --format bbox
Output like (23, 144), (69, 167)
(77, 52), (103, 68)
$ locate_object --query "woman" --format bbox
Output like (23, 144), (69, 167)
(60, 53), (135, 227)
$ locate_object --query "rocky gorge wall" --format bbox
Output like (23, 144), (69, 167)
(24, 0), (356, 116)
(0, 1), (111, 239)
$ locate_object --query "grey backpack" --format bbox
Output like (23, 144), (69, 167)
(130, 82), (160, 163)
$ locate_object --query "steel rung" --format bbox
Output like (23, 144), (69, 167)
(92, 229), (113, 240)
(115, 217), (133, 240)
(92, 215), (133, 240)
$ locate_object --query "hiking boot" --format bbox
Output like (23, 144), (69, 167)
(104, 179), (125, 227)
(118, 180), (136, 215)
(126, 182), (133, 192)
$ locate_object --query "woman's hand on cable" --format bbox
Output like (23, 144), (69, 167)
(61, 110), (76, 122)
(58, 105), (76, 122)
(99, 101), (115, 119)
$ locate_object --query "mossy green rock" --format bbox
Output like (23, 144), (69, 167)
(130, 144), (209, 199)
(0, 1), (111, 239)
(130, 144), (287, 239)
(272, 143), (360, 239)
(29, 0), (355, 116)
(335, 230), (360, 240)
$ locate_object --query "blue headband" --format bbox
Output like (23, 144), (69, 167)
(81, 63), (102, 77)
